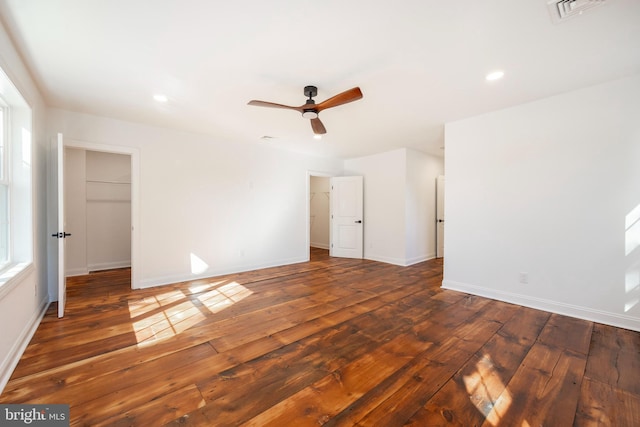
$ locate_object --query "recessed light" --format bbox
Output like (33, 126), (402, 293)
(153, 94), (168, 103)
(313, 134), (322, 140)
(485, 70), (505, 81)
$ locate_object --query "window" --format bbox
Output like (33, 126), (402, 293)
(0, 66), (32, 292)
(0, 105), (7, 268)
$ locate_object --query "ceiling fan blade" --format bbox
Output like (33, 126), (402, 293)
(316, 87), (363, 112)
(248, 100), (303, 112)
(310, 117), (327, 134)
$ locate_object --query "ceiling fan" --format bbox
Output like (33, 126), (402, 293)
(248, 85), (363, 135)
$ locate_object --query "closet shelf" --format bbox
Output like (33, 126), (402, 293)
(86, 180), (131, 184)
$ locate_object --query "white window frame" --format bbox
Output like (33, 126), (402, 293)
(0, 66), (33, 298)
(0, 101), (9, 270)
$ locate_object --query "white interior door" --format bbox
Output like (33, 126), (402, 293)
(55, 133), (67, 317)
(436, 175), (445, 258)
(330, 176), (363, 259)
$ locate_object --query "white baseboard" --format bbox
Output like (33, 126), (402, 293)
(68, 261), (131, 276)
(405, 253), (436, 266)
(66, 267), (89, 277)
(310, 243), (330, 250)
(0, 296), (49, 394)
(88, 261), (131, 272)
(364, 253), (407, 266)
(442, 279), (640, 332)
(136, 256), (308, 289)
(365, 252), (436, 267)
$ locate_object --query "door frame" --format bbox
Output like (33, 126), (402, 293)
(436, 175), (445, 258)
(306, 170), (337, 261)
(64, 138), (141, 289)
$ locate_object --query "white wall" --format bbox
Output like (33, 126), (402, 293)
(85, 150), (131, 271)
(0, 21), (49, 391)
(443, 74), (640, 331)
(48, 108), (343, 289)
(310, 176), (330, 249)
(346, 149), (407, 264)
(345, 148), (444, 265)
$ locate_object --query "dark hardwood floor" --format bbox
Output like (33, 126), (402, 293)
(1, 248), (638, 426)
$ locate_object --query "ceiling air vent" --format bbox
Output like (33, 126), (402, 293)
(547, 0), (608, 23)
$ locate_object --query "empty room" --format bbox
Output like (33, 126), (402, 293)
(0, 1), (638, 426)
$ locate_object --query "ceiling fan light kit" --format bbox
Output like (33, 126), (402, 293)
(248, 85), (363, 135)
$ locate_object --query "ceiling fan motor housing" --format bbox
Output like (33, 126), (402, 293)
(304, 85), (318, 99)
(302, 85), (319, 118)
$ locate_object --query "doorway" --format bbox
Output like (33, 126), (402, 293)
(308, 173), (332, 261)
(309, 175), (331, 252)
(65, 148), (132, 275)
(306, 172), (365, 261)
(63, 138), (140, 289)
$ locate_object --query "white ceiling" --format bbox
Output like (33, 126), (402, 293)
(1, 0), (639, 159)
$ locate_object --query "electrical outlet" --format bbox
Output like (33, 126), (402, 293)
(519, 272), (529, 284)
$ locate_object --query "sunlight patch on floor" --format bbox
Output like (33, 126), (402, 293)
(127, 280), (253, 345)
(198, 281), (253, 314)
(463, 354), (512, 426)
(188, 280), (227, 294)
(133, 300), (206, 344)
(127, 290), (185, 317)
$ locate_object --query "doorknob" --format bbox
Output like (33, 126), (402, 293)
(51, 232), (72, 238)
(437, 219), (444, 223)
(355, 220), (362, 224)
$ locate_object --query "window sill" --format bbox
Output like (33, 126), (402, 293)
(0, 262), (34, 300)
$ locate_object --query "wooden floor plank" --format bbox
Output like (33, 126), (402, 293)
(0, 248), (637, 427)
(538, 313), (593, 356)
(407, 304), (553, 426)
(0, 342), (218, 406)
(481, 342), (587, 427)
(343, 336), (472, 426)
(241, 332), (427, 427)
(94, 383), (206, 427)
(194, 323), (379, 426)
(574, 377), (640, 427)
(584, 323), (640, 395)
